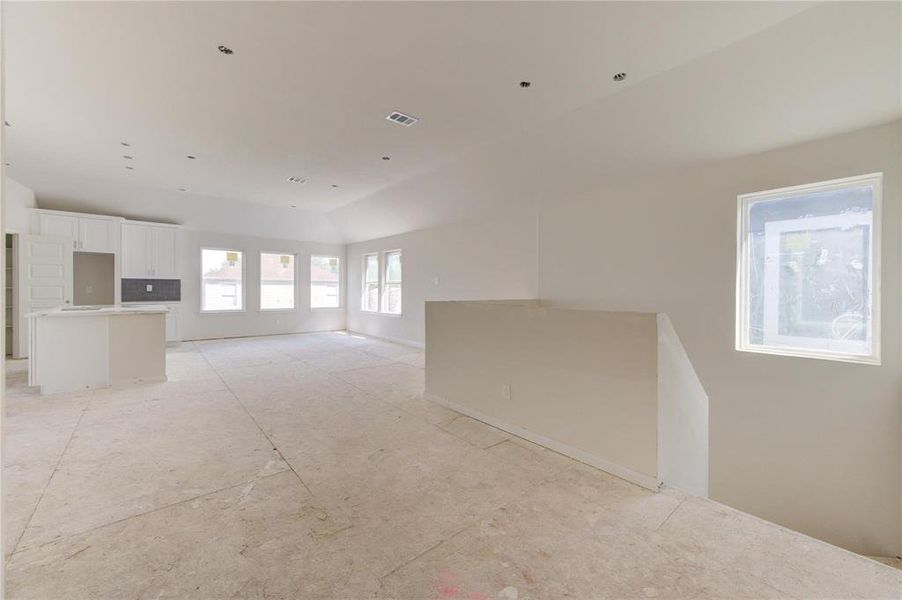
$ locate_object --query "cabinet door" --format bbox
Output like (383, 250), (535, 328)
(78, 217), (118, 253)
(34, 213), (79, 248)
(121, 223), (151, 278)
(150, 227), (178, 279)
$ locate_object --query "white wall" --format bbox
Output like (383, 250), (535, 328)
(74, 252), (115, 306)
(425, 301), (660, 489)
(346, 210), (538, 345)
(179, 229), (346, 341)
(539, 121), (901, 556)
(657, 313), (709, 498)
(3, 176), (36, 233)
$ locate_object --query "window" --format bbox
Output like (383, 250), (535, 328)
(736, 173), (881, 364)
(361, 254), (379, 312)
(260, 252), (296, 310)
(311, 255), (341, 308)
(382, 250), (402, 314)
(201, 248), (244, 312)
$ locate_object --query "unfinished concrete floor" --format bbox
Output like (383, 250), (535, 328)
(3, 331), (901, 599)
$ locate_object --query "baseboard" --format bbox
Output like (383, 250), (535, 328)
(347, 330), (425, 350)
(424, 391), (660, 491)
(183, 328), (346, 343)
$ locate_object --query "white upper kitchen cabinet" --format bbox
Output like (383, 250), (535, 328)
(121, 221), (179, 278)
(150, 226), (178, 279)
(121, 222), (151, 278)
(78, 216), (120, 253)
(32, 210), (121, 253)
(33, 212), (78, 241)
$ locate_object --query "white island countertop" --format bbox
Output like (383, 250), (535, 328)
(28, 304), (168, 394)
(27, 305), (169, 318)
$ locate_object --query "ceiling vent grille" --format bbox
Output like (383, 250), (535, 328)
(386, 111), (419, 127)
(286, 176), (308, 184)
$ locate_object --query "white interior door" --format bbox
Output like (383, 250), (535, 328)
(16, 234), (73, 358)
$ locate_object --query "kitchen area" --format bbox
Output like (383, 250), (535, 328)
(8, 208), (181, 394)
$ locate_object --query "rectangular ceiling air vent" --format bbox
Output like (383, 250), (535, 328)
(286, 176), (308, 184)
(386, 111), (419, 127)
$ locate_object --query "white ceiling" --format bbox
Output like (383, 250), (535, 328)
(2, 2), (898, 243)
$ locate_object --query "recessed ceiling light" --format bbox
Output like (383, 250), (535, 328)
(613, 72), (627, 82)
(3, 120), (11, 127)
(386, 111), (419, 127)
(178, 187), (187, 192)
(125, 166), (134, 170)
(286, 176), (308, 184)
(290, 205), (297, 209)
(121, 141), (130, 147)
(382, 156), (391, 161)
(519, 81), (531, 88)
(187, 155), (196, 160)
(217, 45), (234, 55)
(123, 155), (133, 159)
(331, 184), (339, 188)
(4, 163), (10, 167)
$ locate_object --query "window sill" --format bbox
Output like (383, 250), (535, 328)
(736, 344), (880, 366)
(200, 309), (246, 315)
(259, 308), (297, 313)
(311, 306), (343, 312)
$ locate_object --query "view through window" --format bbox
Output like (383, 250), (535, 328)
(201, 248), (244, 311)
(261, 252), (295, 310)
(362, 254), (379, 311)
(737, 173), (881, 363)
(311, 256), (340, 308)
(382, 251), (402, 314)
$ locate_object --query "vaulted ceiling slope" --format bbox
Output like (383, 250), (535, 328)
(3, 2), (897, 243)
(328, 1), (902, 242)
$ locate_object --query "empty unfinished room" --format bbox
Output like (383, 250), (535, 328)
(1, 1), (901, 598)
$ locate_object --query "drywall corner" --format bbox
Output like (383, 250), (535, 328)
(3, 177), (36, 234)
(657, 312), (709, 497)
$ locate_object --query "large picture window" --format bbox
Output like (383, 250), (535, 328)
(201, 248), (244, 312)
(260, 252), (296, 310)
(311, 255), (341, 308)
(736, 173), (881, 364)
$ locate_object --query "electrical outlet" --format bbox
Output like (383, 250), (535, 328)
(145, 284), (153, 292)
(433, 276), (440, 286)
(502, 384), (511, 401)
(85, 285), (93, 294)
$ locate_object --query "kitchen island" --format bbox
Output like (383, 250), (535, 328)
(27, 305), (168, 395)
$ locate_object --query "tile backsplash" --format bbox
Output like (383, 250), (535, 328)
(122, 279), (181, 302)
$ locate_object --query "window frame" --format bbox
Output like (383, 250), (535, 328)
(259, 251), (298, 312)
(310, 255), (342, 311)
(381, 249), (403, 316)
(735, 172), (882, 365)
(200, 246), (246, 314)
(361, 253), (380, 313)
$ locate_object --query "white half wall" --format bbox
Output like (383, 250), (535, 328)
(3, 176), (36, 234)
(346, 210), (538, 345)
(657, 313), (709, 498)
(179, 229), (346, 341)
(425, 301), (660, 489)
(539, 120), (901, 556)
